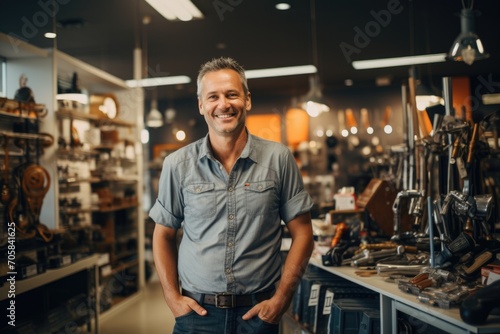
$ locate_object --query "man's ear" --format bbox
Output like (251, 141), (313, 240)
(245, 92), (252, 112)
(198, 98), (203, 115)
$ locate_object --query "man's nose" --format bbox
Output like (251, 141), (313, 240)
(217, 96), (230, 109)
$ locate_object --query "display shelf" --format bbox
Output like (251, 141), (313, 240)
(59, 177), (102, 185)
(1, 32), (144, 333)
(105, 259), (139, 278)
(0, 109), (39, 120)
(56, 109), (135, 127)
(0, 254), (99, 300)
(309, 257), (500, 334)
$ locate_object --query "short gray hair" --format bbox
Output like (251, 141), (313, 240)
(196, 57), (249, 98)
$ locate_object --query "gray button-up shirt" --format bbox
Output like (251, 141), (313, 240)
(149, 132), (313, 294)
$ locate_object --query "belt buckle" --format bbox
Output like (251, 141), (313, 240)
(215, 293), (235, 308)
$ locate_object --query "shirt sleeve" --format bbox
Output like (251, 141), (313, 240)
(149, 155), (184, 229)
(279, 148), (313, 223)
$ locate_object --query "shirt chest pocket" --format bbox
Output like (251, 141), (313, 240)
(185, 182), (216, 217)
(244, 181), (279, 216)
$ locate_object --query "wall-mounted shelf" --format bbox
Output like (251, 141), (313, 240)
(56, 109), (135, 128)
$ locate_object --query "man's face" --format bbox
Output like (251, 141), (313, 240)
(198, 69), (251, 136)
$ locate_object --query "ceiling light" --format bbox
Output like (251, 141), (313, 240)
(447, 8), (489, 65)
(44, 32), (57, 39)
(245, 65), (317, 79)
(275, 3), (291, 10)
(126, 75), (191, 88)
(146, 100), (163, 128)
(145, 0), (203, 21)
(299, 0), (329, 118)
(300, 75), (330, 117)
(175, 129), (186, 141)
(344, 79), (353, 86)
(352, 53), (446, 70)
(164, 107), (176, 124)
(360, 108), (373, 134)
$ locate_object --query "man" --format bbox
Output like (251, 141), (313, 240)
(150, 57), (313, 334)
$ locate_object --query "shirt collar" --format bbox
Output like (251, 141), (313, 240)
(198, 129), (255, 162)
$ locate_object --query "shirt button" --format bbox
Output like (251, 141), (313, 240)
(258, 185), (263, 190)
(226, 268), (231, 274)
(228, 187), (234, 192)
(229, 214), (234, 220)
(196, 187), (201, 192)
(228, 242), (233, 247)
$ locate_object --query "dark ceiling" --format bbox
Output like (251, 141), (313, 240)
(1, 0), (499, 101)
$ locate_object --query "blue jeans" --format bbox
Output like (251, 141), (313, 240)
(172, 305), (279, 334)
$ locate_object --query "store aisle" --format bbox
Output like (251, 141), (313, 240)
(100, 270), (175, 334)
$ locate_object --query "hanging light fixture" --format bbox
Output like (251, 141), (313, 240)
(301, 75), (330, 117)
(146, 92), (163, 128)
(140, 14), (163, 128)
(447, 2), (489, 65)
(299, 0), (330, 117)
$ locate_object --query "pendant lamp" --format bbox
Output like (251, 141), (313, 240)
(146, 98), (163, 128)
(447, 7), (489, 65)
(299, 0), (330, 117)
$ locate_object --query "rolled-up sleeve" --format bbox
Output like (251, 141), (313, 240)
(149, 155), (184, 229)
(279, 151), (313, 223)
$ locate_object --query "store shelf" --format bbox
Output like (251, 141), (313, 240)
(0, 254), (99, 301)
(56, 109), (135, 127)
(0, 32), (144, 333)
(309, 257), (500, 333)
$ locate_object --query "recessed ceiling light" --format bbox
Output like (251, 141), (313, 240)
(275, 3), (291, 10)
(344, 79), (353, 86)
(44, 32), (57, 39)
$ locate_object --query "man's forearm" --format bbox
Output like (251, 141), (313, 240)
(274, 233), (313, 305)
(152, 226), (182, 304)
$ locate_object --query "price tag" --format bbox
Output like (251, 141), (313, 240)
(308, 284), (320, 306)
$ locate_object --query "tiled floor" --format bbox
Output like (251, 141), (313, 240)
(100, 270), (175, 334)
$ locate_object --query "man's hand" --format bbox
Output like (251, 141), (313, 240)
(170, 295), (208, 318)
(241, 297), (287, 324)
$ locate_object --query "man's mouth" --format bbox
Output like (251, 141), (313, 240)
(215, 113), (234, 119)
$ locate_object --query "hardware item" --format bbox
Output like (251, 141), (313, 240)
(352, 246), (405, 267)
(460, 280), (500, 325)
(330, 222), (347, 248)
(376, 264), (425, 277)
(392, 189), (423, 240)
(461, 250), (494, 276)
(434, 232), (475, 267)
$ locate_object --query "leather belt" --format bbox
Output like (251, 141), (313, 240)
(182, 289), (274, 308)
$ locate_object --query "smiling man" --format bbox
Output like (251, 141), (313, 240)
(150, 57), (314, 334)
